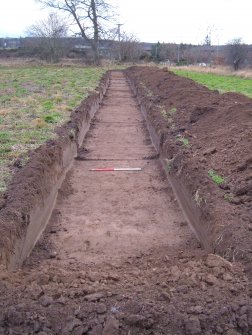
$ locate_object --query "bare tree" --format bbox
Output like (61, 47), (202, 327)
(204, 34), (211, 46)
(27, 13), (68, 62)
(117, 33), (143, 62)
(226, 38), (248, 71)
(36, 0), (115, 64)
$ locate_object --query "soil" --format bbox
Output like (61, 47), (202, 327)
(126, 67), (252, 274)
(0, 71), (251, 335)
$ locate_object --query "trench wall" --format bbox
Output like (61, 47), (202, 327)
(127, 74), (213, 251)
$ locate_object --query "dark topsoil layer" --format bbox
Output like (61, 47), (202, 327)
(126, 66), (252, 273)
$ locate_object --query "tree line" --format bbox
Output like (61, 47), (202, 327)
(1, 0), (251, 70)
(1, 35), (251, 71)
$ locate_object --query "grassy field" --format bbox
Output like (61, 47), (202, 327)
(170, 65), (252, 79)
(172, 69), (252, 98)
(0, 65), (106, 192)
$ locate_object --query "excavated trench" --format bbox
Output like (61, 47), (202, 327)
(3, 70), (211, 270)
(26, 70), (196, 268)
(1, 71), (251, 335)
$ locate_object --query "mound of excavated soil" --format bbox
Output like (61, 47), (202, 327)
(0, 246), (251, 335)
(126, 66), (252, 275)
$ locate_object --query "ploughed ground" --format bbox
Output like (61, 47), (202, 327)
(0, 71), (251, 335)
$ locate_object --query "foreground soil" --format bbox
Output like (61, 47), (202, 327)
(0, 71), (251, 335)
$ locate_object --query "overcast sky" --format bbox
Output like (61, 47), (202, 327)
(0, 0), (252, 45)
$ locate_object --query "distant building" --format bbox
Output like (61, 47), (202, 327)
(0, 38), (21, 49)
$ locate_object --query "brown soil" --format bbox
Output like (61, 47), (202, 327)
(126, 66), (252, 274)
(0, 71), (251, 335)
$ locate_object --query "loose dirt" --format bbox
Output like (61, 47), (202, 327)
(126, 66), (252, 273)
(0, 71), (251, 335)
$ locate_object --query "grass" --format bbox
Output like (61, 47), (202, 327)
(224, 193), (234, 202)
(160, 106), (177, 129)
(208, 169), (225, 185)
(139, 81), (153, 97)
(171, 65), (252, 79)
(176, 134), (190, 147)
(0, 65), (106, 193)
(160, 107), (177, 118)
(194, 189), (203, 207)
(171, 69), (252, 98)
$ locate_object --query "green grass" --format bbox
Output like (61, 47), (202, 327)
(208, 169), (225, 185)
(172, 69), (252, 98)
(0, 65), (106, 193)
(176, 134), (190, 147)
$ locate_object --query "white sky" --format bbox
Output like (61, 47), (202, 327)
(0, 0), (252, 45)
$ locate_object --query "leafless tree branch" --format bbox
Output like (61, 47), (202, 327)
(36, 0), (117, 64)
(27, 12), (68, 62)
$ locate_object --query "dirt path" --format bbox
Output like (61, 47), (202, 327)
(1, 71), (251, 335)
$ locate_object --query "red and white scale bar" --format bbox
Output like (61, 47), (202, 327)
(89, 167), (142, 172)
